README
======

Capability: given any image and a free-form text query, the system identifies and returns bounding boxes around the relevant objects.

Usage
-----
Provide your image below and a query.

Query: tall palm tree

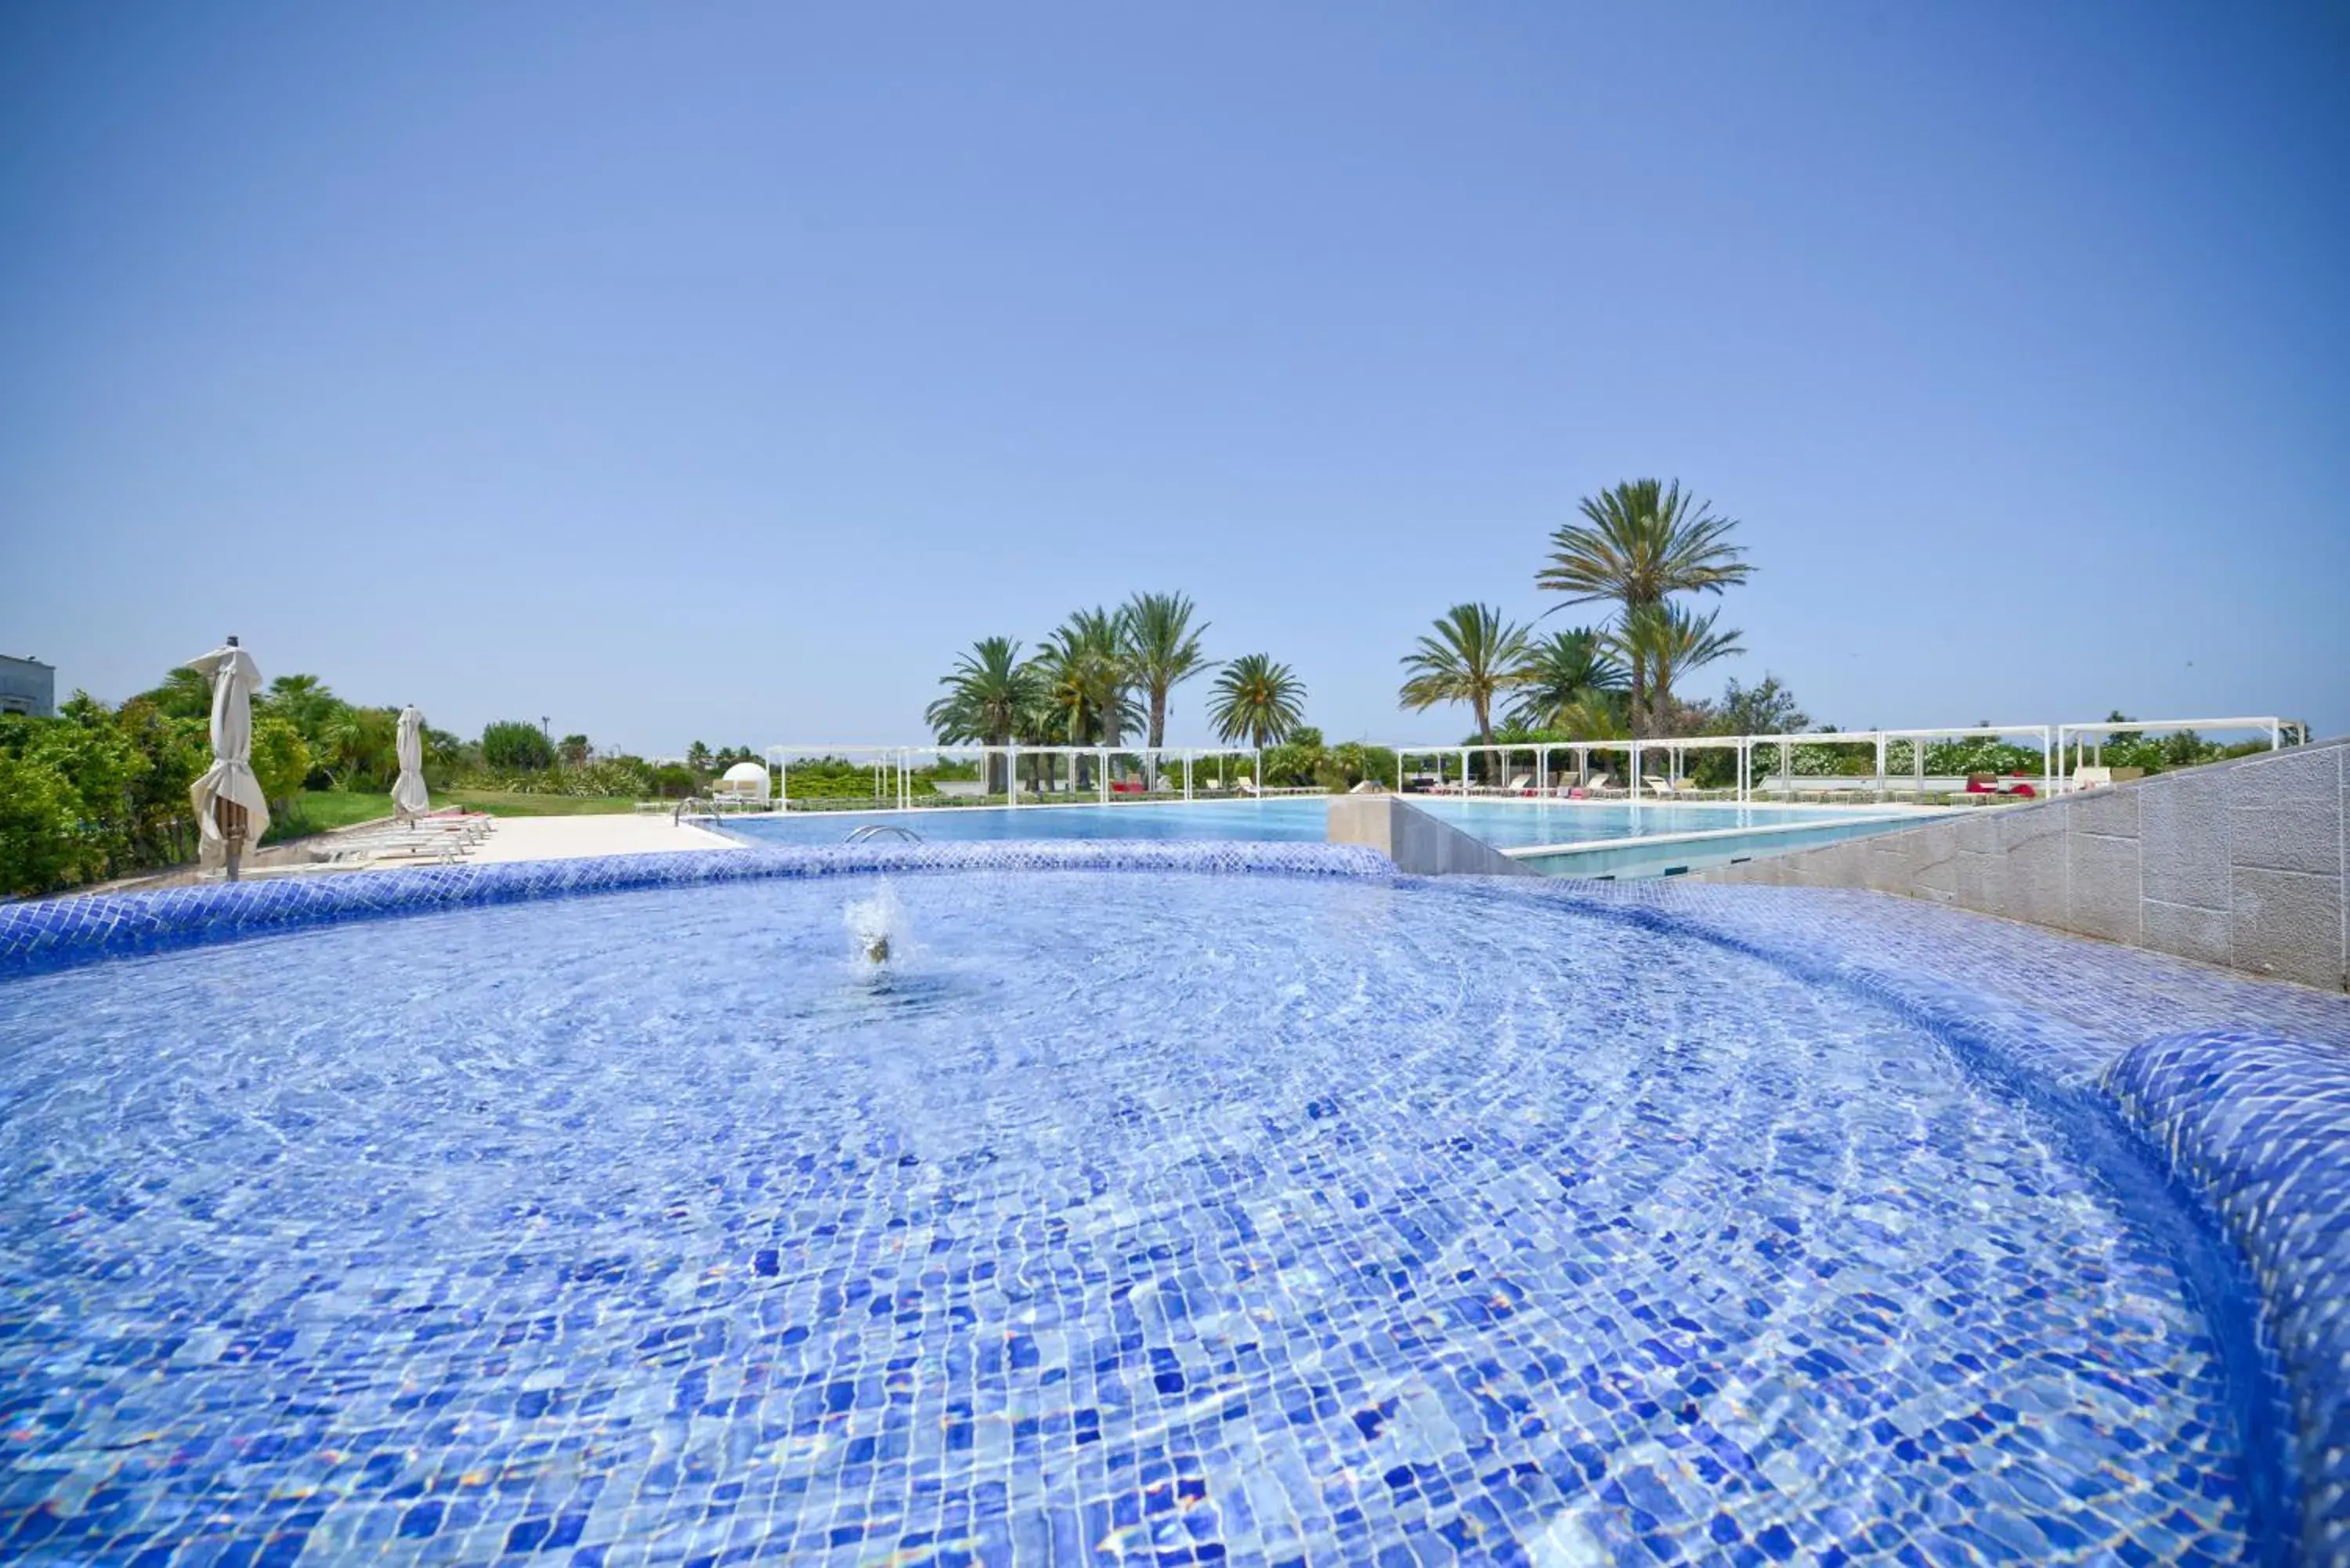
[1610,602,1744,734]
[1397,603,1531,753]
[924,637,1039,793]
[1506,627,1627,733]
[1123,591,1211,753]
[1033,607,1134,748]
[1208,654,1306,749]
[1537,479,1752,735]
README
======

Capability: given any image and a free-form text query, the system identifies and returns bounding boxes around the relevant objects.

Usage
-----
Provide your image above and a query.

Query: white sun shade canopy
[392,705,431,819]
[186,643,269,861]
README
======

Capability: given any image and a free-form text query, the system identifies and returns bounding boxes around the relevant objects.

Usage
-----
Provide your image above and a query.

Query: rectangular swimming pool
[715,796,1936,871]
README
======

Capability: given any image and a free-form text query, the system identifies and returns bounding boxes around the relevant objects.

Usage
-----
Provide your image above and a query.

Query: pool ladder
[844,824,923,844]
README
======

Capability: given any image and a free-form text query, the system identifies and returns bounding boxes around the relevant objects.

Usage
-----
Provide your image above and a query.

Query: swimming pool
[3,847,2328,1564]
[720,797,1922,861]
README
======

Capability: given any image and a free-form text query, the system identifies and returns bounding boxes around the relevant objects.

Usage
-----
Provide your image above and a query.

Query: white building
[0,655,54,717]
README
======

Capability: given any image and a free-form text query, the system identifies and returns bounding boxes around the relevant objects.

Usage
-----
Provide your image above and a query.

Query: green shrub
[0,753,78,897]
[480,721,555,772]
[251,715,313,808]
[449,757,653,798]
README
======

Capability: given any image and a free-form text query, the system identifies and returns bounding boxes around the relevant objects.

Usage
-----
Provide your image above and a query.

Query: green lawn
[268,788,642,842]
[442,790,642,817]
[266,791,396,841]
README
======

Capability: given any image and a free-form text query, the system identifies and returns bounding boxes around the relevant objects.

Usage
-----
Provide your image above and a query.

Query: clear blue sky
[5,2,2345,753]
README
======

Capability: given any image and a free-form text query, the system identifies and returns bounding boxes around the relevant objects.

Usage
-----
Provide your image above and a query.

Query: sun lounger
[1470,774,1532,797]
[2069,766,2113,792]
[1642,778,1674,797]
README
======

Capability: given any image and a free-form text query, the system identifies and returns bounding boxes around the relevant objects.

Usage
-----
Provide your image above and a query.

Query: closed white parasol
[392,705,431,821]
[186,638,269,878]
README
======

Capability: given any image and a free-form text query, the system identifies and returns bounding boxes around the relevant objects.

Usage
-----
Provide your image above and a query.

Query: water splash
[844,882,909,966]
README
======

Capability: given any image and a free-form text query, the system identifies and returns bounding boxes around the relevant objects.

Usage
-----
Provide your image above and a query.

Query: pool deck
[462,814,740,864]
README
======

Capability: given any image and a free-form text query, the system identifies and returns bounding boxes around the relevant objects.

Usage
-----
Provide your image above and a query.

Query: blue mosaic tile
[2,851,2345,1561]
[2105,1030,2350,1566]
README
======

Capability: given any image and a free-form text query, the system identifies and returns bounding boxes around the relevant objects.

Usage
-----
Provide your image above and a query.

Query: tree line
[0,665,768,897]
[1397,479,1758,753]
[925,593,1308,792]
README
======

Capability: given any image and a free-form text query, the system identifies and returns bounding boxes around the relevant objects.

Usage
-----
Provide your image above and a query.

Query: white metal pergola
[1379,725,2077,803]
[1747,726,2056,799]
[757,716,2305,815]
[763,745,909,811]
[762,744,1263,810]
[2053,716,2306,781]
[1383,739,1752,798]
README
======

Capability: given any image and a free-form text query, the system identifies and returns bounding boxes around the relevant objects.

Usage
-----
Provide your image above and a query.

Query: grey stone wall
[1698,739,2348,991]
[1328,796,1535,877]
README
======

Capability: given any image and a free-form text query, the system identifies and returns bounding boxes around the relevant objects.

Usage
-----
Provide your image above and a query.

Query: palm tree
[1537,479,1752,735]
[1123,591,1211,754]
[1549,692,1629,742]
[1506,627,1627,733]
[1610,602,1744,734]
[924,637,1039,793]
[315,705,398,791]
[134,665,219,721]
[256,673,343,745]
[1209,654,1306,749]
[1027,610,1141,787]
[1397,603,1532,753]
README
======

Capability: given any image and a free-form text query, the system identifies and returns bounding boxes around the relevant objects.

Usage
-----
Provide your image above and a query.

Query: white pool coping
[1500,809,1952,860]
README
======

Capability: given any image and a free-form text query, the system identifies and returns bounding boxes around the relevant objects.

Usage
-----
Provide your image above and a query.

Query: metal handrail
[672,796,715,826]
[844,823,922,844]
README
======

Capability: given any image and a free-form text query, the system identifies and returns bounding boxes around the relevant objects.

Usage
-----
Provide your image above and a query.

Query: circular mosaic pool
[0,868,2287,1563]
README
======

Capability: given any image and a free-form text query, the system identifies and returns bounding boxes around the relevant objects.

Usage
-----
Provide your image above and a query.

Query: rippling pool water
[0,872,2275,1563]
[721,797,1904,854]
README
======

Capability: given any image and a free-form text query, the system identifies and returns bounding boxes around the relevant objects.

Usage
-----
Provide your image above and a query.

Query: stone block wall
[1327,795,1535,877]
[1699,739,2348,991]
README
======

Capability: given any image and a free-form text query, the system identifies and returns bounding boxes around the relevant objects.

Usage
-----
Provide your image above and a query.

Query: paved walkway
[461,814,740,864]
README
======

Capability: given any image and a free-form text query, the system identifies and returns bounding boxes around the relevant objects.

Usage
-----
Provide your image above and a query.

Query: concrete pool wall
[1697,736,2350,992]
